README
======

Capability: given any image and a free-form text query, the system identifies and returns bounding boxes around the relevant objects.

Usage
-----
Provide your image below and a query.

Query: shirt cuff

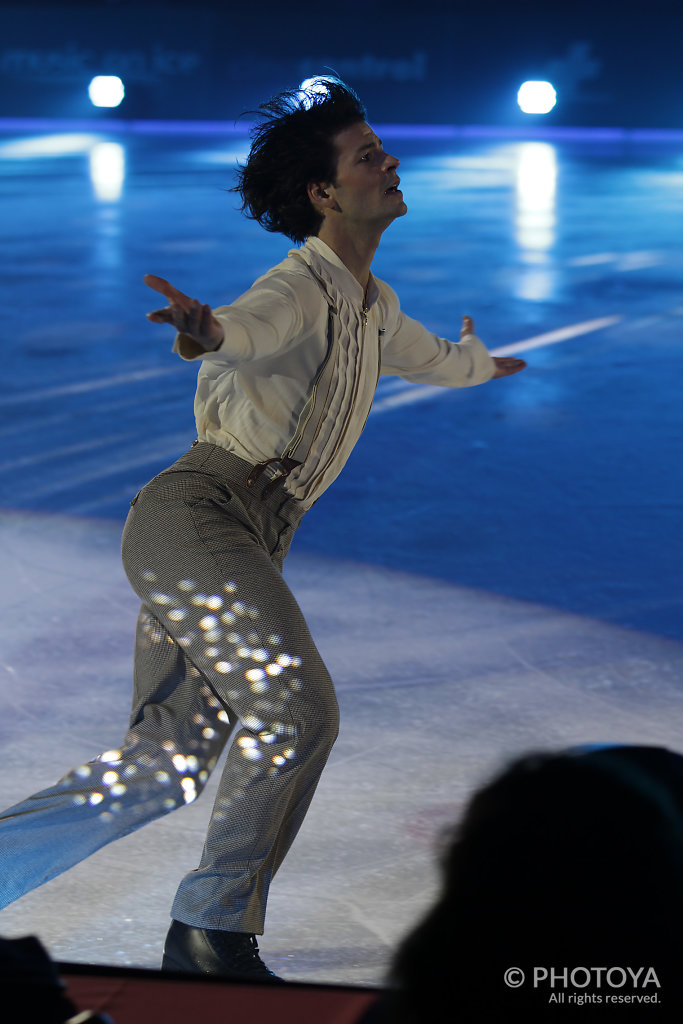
[172,333,225,362]
[459,332,497,384]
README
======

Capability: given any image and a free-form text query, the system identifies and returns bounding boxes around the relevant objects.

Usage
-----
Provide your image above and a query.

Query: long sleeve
[380,310,495,388]
[172,277,305,365]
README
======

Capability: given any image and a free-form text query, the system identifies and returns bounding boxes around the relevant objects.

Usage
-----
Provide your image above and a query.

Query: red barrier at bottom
[60,961,381,1024]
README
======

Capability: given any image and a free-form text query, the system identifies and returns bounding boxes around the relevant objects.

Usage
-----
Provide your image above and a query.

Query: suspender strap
[244,253,338,500]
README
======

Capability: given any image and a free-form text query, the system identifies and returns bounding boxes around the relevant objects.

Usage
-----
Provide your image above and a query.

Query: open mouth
[384,183,401,195]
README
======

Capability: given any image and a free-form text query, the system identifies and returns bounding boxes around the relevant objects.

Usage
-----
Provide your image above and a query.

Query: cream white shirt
[174,236,495,508]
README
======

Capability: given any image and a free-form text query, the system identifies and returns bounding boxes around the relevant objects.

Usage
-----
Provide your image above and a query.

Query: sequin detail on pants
[0,444,339,933]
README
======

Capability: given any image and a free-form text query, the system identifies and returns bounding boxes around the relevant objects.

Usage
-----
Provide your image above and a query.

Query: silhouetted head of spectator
[232,77,366,243]
[386,745,683,1021]
[0,934,78,1023]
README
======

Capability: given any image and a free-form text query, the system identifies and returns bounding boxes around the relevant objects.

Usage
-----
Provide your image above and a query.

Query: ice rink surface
[0,124,681,984]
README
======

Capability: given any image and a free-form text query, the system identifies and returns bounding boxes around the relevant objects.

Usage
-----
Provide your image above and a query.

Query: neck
[315,222,383,291]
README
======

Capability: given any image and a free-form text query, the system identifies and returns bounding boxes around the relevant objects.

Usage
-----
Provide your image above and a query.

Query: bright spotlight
[297,76,336,109]
[88,76,125,109]
[517,81,557,115]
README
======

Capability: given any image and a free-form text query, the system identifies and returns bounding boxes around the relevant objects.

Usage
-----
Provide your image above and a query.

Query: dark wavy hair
[232,78,366,244]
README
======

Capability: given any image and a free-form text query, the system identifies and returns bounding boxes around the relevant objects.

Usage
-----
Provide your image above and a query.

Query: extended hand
[144,274,225,351]
[492,356,527,378]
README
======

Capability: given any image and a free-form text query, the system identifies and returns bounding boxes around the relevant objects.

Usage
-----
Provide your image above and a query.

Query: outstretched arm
[381,305,526,387]
[144,274,225,352]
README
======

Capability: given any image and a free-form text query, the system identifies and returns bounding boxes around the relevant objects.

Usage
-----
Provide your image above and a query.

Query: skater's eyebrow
[354,136,383,156]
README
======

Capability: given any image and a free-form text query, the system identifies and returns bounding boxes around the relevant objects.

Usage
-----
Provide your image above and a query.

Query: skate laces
[211,931,276,976]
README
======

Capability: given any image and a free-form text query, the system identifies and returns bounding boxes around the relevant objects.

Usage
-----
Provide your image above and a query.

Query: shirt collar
[297,236,380,310]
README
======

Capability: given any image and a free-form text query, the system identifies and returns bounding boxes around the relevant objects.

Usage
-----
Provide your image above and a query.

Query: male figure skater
[0,80,525,979]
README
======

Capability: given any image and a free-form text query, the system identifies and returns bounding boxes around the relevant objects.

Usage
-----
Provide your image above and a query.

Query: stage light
[517,81,557,115]
[298,76,336,108]
[88,76,125,109]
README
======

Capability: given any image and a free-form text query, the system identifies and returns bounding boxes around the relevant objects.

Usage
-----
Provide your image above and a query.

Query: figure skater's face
[310,121,407,230]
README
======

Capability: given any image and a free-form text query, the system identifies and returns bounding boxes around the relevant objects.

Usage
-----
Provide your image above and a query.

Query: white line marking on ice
[12,436,191,501]
[489,315,623,356]
[567,251,663,271]
[567,253,617,267]
[0,433,135,474]
[617,251,663,271]
[0,366,186,408]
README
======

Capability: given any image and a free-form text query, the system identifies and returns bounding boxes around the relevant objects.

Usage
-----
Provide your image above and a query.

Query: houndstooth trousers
[0,442,340,933]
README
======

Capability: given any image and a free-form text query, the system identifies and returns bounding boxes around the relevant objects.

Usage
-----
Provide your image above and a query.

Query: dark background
[1,0,682,128]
